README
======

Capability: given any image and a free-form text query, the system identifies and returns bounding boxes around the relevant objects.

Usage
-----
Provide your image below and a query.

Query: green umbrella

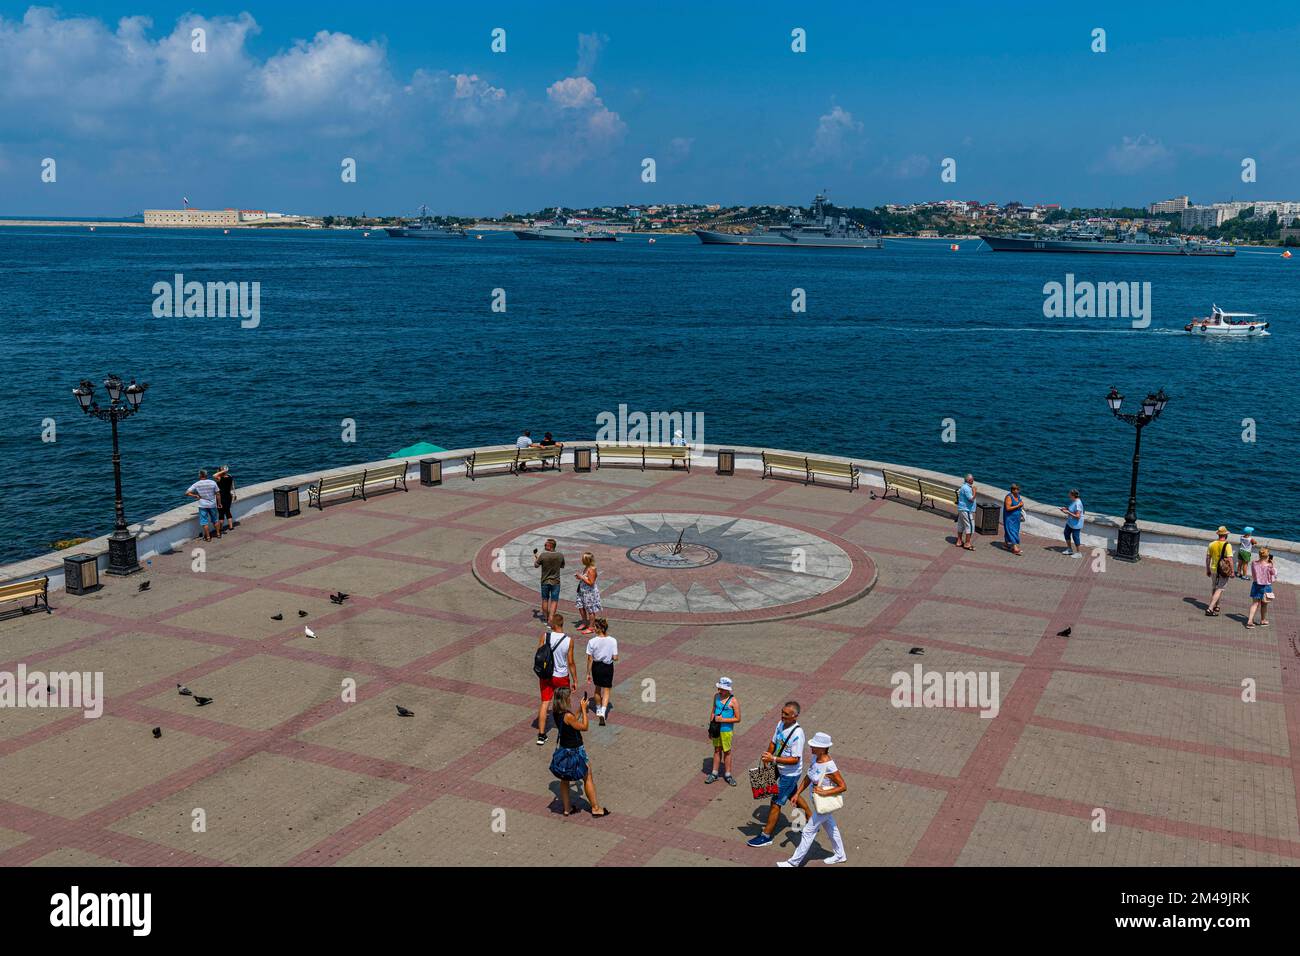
[389,441,446,459]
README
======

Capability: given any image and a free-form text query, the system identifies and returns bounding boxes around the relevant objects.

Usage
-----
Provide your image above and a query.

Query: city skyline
[2,1,1299,216]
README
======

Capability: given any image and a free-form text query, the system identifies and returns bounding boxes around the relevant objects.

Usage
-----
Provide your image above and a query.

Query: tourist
[535,613,575,746]
[214,465,236,534]
[1060,489,1084,557]
[538,431,563,468]
[1205,526,1234,617]
[955,474,977,551]
[575,551,602,634]
[1236,527,1257,579]
[185,469,222,542]
[670,429,687,447]
[1246,546,1276,629]
[706,677,741,786]
[534,538,565,622]
[1003,483,1025,556]
[746,701,809,847]
[515,429,533,470]
[547,686,610,818]
[777,732,847,867]
[584,617,618,725]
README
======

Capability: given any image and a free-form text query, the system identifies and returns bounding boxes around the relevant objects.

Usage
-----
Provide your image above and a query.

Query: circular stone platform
[472,512,877,624]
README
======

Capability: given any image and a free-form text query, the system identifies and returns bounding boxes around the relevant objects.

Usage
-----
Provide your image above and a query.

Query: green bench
[762,451,859,491]
[0,576,51,616]
[308,463,409,509]
[595,444,690,471]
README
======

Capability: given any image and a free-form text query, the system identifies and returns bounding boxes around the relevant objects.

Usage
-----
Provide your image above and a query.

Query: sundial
[474,512,876,624]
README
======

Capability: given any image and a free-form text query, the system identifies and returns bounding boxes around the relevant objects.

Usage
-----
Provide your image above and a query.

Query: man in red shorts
[536,613,576,746]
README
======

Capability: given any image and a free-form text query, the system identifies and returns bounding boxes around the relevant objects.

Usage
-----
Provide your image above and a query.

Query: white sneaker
[776,860,796,868]
[1070,552,1082,559]
[596,706,606,718]
[823,855,847,865]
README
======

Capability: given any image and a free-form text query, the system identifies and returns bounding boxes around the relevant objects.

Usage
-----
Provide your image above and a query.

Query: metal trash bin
[716,449,735,475]
[573,447,593,472]
[64,553,102,595]
[420,458,442,486]
[273,485,301,517]
[976,502,1001,535]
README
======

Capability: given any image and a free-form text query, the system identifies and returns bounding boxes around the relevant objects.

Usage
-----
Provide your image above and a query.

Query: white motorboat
[1184,305,1270,336]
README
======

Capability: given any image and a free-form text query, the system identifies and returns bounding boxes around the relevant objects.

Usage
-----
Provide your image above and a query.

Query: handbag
[747,762,779,800]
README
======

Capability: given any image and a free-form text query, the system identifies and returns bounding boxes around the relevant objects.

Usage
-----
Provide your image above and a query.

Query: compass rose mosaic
[473,512,877,624]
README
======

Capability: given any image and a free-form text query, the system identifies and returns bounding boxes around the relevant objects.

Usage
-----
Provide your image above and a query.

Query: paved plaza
[0,465,1297,867]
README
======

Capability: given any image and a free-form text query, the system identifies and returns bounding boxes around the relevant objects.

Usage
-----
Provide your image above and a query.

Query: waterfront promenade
[0,456,1296,866]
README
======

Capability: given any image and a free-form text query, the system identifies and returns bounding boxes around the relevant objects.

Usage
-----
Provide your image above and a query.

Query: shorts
[1212,574,1231,591]
[773,773,801,807]
[1238,552,1252,565]
[957,511,975,535]
[591,660,614,689]
[540,583,560,603]
[1064,526,1081,547]
[710,730,734,753]
[198,507,218,526]
[538,675,570,702]
[1250,582,1273,601]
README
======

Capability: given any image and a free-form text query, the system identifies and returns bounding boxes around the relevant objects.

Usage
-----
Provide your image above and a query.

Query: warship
[512,217,618,241]
[694,193,884,248]
[981,227,1234,256]
[384,205,467,239]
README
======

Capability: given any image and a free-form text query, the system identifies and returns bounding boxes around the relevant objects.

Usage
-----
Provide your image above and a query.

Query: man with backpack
[1205,525,1235,617]
[535,613,576,746]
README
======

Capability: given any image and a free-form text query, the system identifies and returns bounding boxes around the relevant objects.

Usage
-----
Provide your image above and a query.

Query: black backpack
[533,631,564,680]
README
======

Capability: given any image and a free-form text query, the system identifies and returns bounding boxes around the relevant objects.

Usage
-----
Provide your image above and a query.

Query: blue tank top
[713,694,736,729]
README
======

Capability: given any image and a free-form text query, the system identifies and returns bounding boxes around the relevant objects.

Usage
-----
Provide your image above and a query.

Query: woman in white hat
[778,731,847,866]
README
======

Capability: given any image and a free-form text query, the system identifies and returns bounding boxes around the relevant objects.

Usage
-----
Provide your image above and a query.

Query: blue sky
[1,1,1297,216]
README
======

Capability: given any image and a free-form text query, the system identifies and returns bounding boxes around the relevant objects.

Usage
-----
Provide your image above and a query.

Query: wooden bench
[882,468,960,512]
[595,444,689,471]
[308,464,408,509]
[464,448,521,479]
[919,478,960,514]
[762,452,859,491]
[0,577,50,616]
[516,445,564,471]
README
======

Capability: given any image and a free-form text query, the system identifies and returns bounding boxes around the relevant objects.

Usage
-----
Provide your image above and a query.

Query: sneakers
[747,834,774,848]
[704,773,718,784]
[724,775,738,787]
[823,854,847,865]
[776,861,795,867]
[536,733,547,746]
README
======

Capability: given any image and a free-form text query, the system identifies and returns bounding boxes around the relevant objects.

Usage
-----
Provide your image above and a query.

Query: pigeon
[304,626,317,639]
[138,580,151,592]
[271,613,283,621]
[395,705,414,717]
[194,696,214,706]
[152,727,162,739]
[298,610,308,618]
[908,647,924,655]
[177,683,193,697]
[1056,627,1072,638]
[329,591,350,606]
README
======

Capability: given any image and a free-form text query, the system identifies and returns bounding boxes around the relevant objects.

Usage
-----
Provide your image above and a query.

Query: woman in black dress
[548,686,610,818]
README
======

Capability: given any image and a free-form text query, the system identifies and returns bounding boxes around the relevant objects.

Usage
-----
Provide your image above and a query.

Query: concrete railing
[3,441,1295,590]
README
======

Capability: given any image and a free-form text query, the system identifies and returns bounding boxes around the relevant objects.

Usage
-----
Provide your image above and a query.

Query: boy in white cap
[706,677,741,785]
[1236,527,1256,579]
[778,731,847,866]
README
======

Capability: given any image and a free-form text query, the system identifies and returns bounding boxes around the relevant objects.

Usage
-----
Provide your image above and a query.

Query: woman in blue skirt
[549,686,611,818]
[1003,483,1024,556]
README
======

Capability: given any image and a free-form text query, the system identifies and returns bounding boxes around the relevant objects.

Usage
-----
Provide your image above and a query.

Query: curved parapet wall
[3,442,1297,591]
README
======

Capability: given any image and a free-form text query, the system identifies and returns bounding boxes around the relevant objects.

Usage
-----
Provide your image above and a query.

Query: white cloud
[576,32,608,75]
[1097,134,1172,174]
[810,105,864,162]
[546,76,626,143]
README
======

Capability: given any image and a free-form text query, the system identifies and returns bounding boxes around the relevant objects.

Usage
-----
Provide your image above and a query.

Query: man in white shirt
[515,430,533,470]
[185,469,222,542]
[535,613,576,746]
[746,701,809,848]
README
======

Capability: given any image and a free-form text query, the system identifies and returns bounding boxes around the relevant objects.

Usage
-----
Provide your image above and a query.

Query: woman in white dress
[778,731,847,866]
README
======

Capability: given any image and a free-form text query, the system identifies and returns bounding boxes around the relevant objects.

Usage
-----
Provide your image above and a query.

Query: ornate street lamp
[73,375,150,575]
[1105,385,1169,562]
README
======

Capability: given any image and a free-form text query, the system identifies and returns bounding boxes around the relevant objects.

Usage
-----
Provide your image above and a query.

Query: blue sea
[0,226,1295,564]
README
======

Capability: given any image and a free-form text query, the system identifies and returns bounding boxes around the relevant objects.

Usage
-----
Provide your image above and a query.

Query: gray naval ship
[384,205,467,239]
[694,193,884,248]
[512,217,618,241]
[982,226,1234,256]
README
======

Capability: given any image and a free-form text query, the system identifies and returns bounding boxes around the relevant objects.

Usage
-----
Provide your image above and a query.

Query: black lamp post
[1105,385,1169,562]
[74,375,149,575]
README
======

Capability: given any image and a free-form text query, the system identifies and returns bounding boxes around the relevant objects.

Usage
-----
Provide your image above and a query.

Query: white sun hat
[809,732,833,749]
